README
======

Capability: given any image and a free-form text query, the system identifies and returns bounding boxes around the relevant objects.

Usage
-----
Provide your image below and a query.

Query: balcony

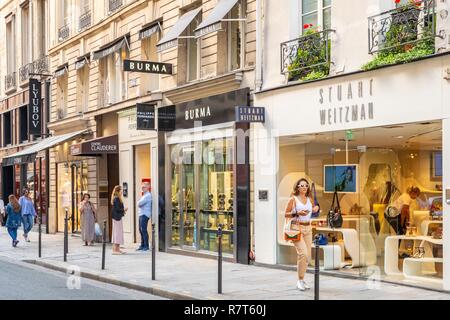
[5,72,17,92]
[281,29,333,81]
[58,24,70,42]
[79,11,92,31]
[109,0,123,13]
[368,0,436,55]
[19,63,33,85]
[33,55,50,75]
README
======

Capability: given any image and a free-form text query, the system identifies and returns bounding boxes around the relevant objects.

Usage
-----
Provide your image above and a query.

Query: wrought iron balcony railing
[58,24,70,42]
[368,0,436,54]
[109,0,123,13]
[79,11,92,31]
[33,55,50,75]
[5,72,16,92]
[19,63,33,84]
[280,29,333,77]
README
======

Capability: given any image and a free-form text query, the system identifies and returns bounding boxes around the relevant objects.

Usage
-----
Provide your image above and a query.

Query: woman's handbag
[284,218,301,242]
[327,191,343,229]
[311,182,321,218]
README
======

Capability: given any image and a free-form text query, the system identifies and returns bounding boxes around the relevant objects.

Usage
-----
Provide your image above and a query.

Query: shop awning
[70,135,119,156]
[75,55,90,70]
[194,0,240,37]
[2,130,89,167]
[139,18,162,40]
[157,7,202,52]
[54,63,69,78]
[92,35,130,60]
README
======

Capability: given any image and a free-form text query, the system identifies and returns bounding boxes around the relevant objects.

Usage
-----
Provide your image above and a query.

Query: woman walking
[284,178,320,291]
[111,185,127,255]
[80,193,96,246]
[19,188,37,242]
[6,195,22,247]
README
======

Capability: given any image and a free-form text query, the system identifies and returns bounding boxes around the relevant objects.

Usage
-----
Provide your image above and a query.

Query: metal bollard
[314,234,320,301]
[64,209,69,262]
[152,223,156,281]
[38,215,42,258]
[102,220,107,270]
[218,225,223,294]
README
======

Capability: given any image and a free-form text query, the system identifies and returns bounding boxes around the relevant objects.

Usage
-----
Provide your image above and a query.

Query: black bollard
[314,234,320,301]
[38,215,42,258]
[218,225,223,294]
[64,209,68,262]
[102,220,107,270]
[152,223,156,281]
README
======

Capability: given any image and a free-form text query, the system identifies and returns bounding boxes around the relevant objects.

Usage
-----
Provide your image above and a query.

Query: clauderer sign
[29,78,42,136]
[124,59,173,75]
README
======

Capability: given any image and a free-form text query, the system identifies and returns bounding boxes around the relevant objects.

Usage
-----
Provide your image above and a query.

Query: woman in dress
[79,193,96,246]
[111,185,127,255]
[6,195,22,247]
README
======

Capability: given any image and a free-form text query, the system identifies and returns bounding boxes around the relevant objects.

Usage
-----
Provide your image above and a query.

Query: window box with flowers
[281,24,333,82]
[363,0,436,71]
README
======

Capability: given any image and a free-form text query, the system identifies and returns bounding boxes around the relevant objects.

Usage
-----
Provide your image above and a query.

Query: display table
[314,227,376,268]
[403,257,443,284]
[384,235,443,278]
[310,244,342,270]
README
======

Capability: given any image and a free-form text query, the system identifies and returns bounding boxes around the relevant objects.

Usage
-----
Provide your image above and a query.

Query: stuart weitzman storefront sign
[319,79,374,126]
[124,59,173,75]
[29,78,42,136]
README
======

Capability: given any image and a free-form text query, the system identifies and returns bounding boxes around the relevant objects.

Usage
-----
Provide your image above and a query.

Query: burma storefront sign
[136,103,156,130]
[124,60,173,75]
[235,106,265,123]
[70,135,119,156]
[29,78,42,136]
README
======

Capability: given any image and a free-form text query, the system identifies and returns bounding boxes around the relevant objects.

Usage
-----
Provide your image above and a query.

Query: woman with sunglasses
[285,178,320,291]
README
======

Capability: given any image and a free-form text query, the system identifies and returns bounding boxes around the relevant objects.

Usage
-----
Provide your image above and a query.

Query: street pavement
[0,227,449,300]
[0,257,166,300]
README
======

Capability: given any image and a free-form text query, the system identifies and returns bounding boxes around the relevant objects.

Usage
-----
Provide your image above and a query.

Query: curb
[24,259,199,300]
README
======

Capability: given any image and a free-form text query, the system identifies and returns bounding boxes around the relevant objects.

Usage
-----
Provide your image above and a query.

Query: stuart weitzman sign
[124,59,173,75]
[29,78,42,136]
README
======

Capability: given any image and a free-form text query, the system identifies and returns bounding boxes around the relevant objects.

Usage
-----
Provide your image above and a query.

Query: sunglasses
[298,184,309,188]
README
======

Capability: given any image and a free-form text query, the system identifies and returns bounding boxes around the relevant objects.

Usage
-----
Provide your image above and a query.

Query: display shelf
[200,227,234,234]
[200,210,234,215]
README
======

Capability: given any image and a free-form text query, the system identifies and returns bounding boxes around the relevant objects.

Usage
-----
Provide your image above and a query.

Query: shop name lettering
[30,82,41,128]
[185,106,211,121]
[319,80,374,125]
[90,142,117,152]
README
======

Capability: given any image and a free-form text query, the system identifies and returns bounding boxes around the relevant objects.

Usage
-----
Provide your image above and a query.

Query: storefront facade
[254,56,450,289]
[159,88,252,264]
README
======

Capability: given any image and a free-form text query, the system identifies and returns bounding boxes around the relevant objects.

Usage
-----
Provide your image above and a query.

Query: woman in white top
[285,178,320,291]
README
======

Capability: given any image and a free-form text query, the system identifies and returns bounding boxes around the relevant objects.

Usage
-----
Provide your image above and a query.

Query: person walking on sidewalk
[79,193,97,246]
[136,182,152,252]
[0,199,5,227]
[19,188,37,242]
[6,195,22,247]
[111,185,127,255]
[284,178,319,291]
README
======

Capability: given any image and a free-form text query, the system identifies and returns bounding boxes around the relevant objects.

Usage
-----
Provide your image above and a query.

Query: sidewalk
[0,228,449,300]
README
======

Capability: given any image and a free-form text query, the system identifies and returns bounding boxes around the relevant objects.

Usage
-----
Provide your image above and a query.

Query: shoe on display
[296,280,306,291]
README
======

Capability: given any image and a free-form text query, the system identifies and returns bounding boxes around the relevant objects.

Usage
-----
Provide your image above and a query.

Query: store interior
[277,120,443,289]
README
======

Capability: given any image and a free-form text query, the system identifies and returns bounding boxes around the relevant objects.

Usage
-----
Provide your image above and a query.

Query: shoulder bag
[284,198,301,242]
[327,191,343,229]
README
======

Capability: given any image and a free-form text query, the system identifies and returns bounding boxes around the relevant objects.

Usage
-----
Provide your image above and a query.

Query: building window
[186,18,200,82]
[227,1,244,71]
[301,0,331,32]
[58,0,71,41]
[19,105,28,143]
[21,4,30,67]
[6,15,16,75]
[3,112,12,147]
[99,47,129,106]
[141,29,160,94]
[76,64,90,113]
[56,74,68,119]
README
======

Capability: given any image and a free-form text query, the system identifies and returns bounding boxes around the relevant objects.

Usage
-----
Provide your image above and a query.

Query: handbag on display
[384,206,400,218]
[327,191,343,229]
[284,199,301,242]
[311,182,321,218]
[315,233,328,246]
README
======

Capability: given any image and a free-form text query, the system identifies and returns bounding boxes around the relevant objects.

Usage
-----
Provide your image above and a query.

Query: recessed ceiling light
[394,136,404,139]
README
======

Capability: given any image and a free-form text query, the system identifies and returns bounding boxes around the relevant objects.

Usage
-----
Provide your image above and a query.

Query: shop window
[301,0,331,32]
[227,1,244,71]
[3,112,12,147]
[19,105,28,143]
[99,47,129,106]
[277,120,443,286]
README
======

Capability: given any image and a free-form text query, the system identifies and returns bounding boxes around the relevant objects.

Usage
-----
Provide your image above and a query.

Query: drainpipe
[255,0,264,92]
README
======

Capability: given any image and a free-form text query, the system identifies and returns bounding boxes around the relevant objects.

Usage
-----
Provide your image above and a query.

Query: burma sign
[124,59,173,75]
[29,78,42,136]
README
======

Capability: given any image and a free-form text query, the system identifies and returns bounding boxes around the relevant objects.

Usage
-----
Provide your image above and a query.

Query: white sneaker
[296,280,306,291]
[302,280,311,290]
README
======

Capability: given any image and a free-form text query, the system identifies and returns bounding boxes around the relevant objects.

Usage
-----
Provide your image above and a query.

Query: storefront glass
[278,120,443,286]
[57,161,88,233]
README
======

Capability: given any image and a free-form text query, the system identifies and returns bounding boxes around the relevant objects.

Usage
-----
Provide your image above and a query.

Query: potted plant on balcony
[287,25,331,82]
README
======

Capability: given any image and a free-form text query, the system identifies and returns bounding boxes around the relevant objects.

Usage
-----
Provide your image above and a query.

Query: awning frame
[92,34,131,61]
[54,63,69,79]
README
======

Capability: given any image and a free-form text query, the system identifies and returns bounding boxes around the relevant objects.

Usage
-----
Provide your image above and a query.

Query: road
[0,257,167,300]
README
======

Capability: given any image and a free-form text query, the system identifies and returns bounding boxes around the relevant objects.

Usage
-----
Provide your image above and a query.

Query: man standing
[137,182,152,251]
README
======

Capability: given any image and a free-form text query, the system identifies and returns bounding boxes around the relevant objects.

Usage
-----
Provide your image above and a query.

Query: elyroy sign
[29,78,42,136]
